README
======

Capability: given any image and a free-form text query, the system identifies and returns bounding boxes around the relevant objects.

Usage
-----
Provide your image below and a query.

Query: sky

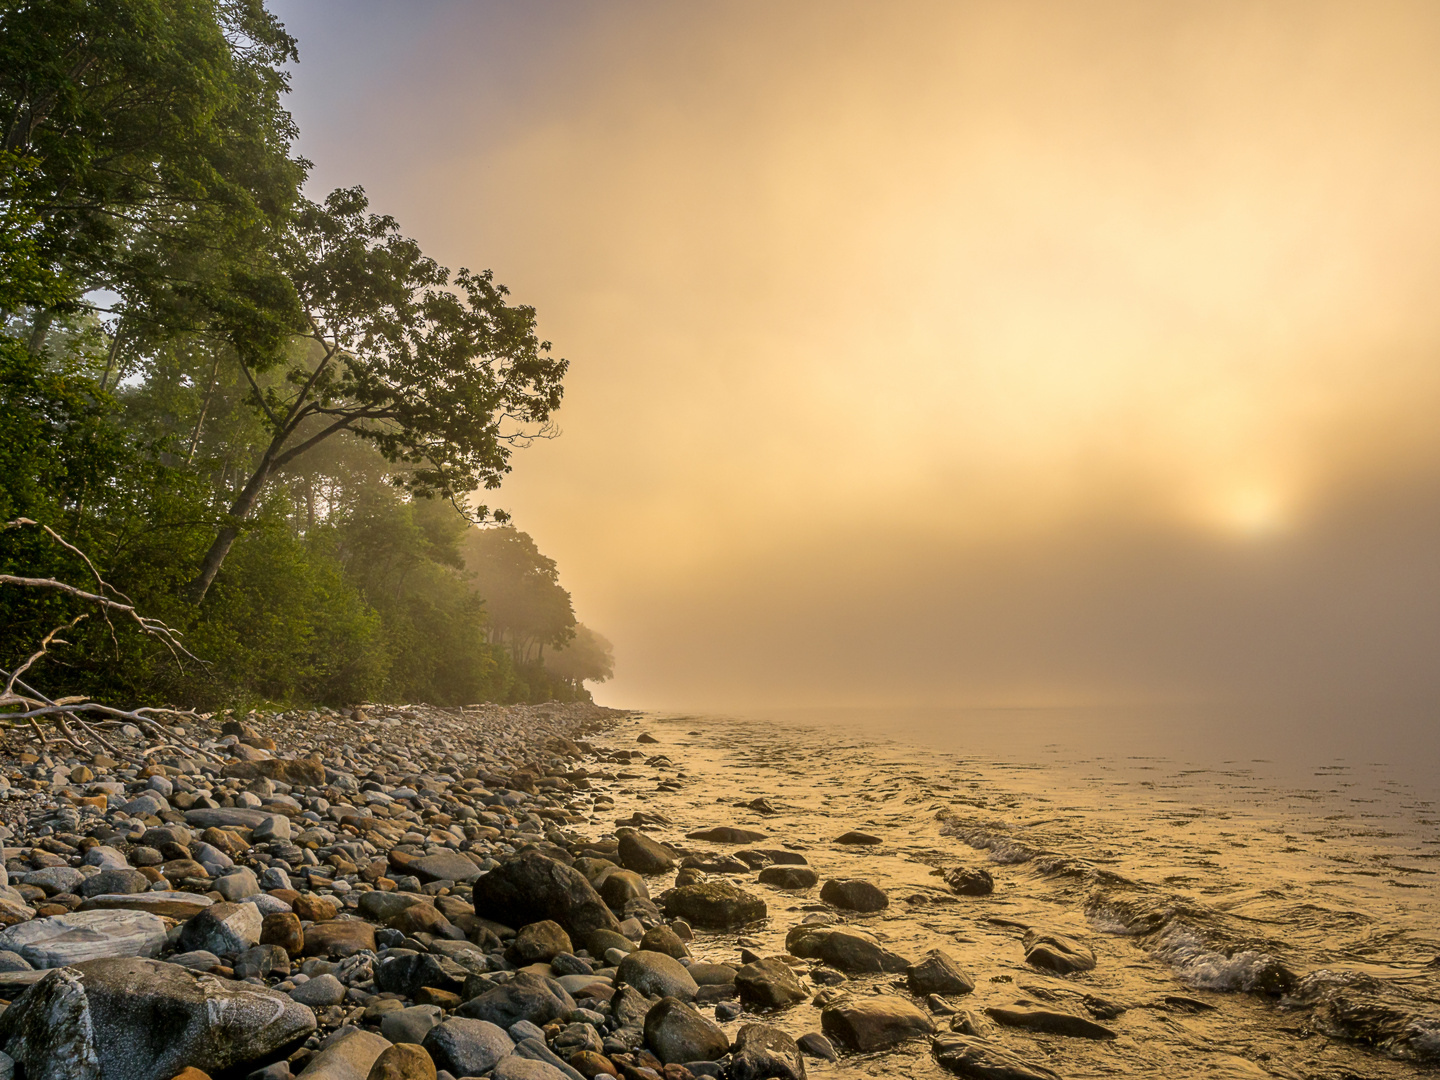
[271,1,1440,714]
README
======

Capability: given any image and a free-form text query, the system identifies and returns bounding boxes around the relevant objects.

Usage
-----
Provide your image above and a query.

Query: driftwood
[0,518,207,761]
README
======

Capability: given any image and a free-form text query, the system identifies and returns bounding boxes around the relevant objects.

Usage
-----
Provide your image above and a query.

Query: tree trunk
[184,446,279,604]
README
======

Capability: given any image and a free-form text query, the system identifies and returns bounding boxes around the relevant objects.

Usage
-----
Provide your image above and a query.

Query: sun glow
[1213,485,1289,538]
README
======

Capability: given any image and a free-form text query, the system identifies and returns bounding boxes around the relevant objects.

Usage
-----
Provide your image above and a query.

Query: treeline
[0,0,612,709]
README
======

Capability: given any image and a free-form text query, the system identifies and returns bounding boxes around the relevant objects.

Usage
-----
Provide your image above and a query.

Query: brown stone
[413,987,461,1009]
[201,828,250,858]
[261,911,305,955]
[220,755,327,787]
[570,1052,620,1078]
[301,918,377,958]
[391,903,452,938]
[168,1069,212,1080]
[367,1043,437,1080]
[293,894,339,922]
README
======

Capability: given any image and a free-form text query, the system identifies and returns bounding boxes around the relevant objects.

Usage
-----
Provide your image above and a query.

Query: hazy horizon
[273,1,1440,716]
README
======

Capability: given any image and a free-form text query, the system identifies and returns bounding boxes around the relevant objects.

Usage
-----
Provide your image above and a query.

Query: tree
[462,525,577,663]
[185,187,567,602]
[545,623,614,689]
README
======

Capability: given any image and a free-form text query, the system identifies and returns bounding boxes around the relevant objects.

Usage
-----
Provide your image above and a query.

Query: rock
[293,895,339,922]
[184,807,283,831]
[729,1023,805,1080]
[734,958,807,1010]
[290,973,348,1007]
[616,950,699,1001]
[686,962,736,986]
[493,1058,570,1080]
[301,920,377,959]
[81,846,127,870]
[78,868,150,898]
[0,956,315,1080]
[685,827,767,844]
[638,925,688,959]
[661,882,765,929]
[473,853,621,942]
[22,867,84,896]
[1022,931,1096,975]
[818,879,888,913]
[586,929,635,957]
[374,953,467,998]
[357,892,432,925]
[756,867,817,890]
[296,1027,390,1079]
[381,1005,444,1045]
[261,911,305,955]
[568,1050,618,1078]
[599,871,649,910]
[511,1035,587,1080]
[931,1034,1062,1080]
[0,909,168,968]
[819,995,936,1051]
[455,971,575,1028]
[178,902,263,957]
[421,1018,514,1077]
[219,756,326,788]
[944,868,994,897]
[408,852,482,885]
[390,904,452,938]
[214,867,261,902]
[617,832,677,874]
[78,892,213,919]
[983,1003,1116,1039]
[795,1033,836,1061]
[508,920,573,964]
[234,944,290,980]
[907,950,976,996]
[784,926,909,973]
[642,997,729,1064]
[366,1043,436,1080]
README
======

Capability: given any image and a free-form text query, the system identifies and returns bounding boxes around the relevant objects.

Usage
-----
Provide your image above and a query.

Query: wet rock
[983,1003,1116,1039]
[931,1034,1062,1080]
[421,1017,514,1077]
[508,920,573,964]
[473,853,621,942]
[756,867,817,890]
[944,868,994,897]
[784,926,909,973]
[795,1033,836,1062]
[297,1027,390,1079]
[569,1050,619,1078]
[0,909,168,968]
[832,831,880,845]
[179,902,263,957]
[366,1042,437,1080]
[818,879,888,913]
[729,1023,805,1080]
[1022,931,1096,975]
[643,997,729,1064]
[618,832,677,875]
[375,953,468,998]
[639,925,689,959]
[685,827,767,844]
[617,950,699,1000]
[0,956,315,1080]
[301,919,377,959]
[456,971,576,1027]
[261,911,305,955]
[907,950,976,996]
[734,958,807,1010]
[819,995,936,1051]
[661,882,766,929]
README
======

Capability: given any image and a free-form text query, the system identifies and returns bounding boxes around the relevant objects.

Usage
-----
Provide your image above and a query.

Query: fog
[273,1,1440,717]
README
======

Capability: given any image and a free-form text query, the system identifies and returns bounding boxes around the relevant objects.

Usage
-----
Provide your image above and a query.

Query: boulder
[599,871,649,910]
[685,827,767,844]
[421,1017,514,1077]
[380,1005,444,1045]
[734,958,807,1010]
[408,852,482,885]
[493,1058,570,1080]
[729,1023,806,1080]
[0,910,168,968]
[455,972,575,1028]
[1022,931,1096,975]
[642,997,729,1064]
[784,926,909,973]
[944,868,994,897]
[907,950,976,996]
[0,956,315,1080]
[472,854,621,942]
[617,831,677,874]
[290,973,347,1007]
[757,867,817,890]
[301,919,377,959]
[177,903,262,957]
[366,1042,437,1080]
[295,1027,390,1079]
[931,1034,1062,1080]
[833,831,881,845]
[507,920,572,964]
[357,892,433,926]
[795,1033,836,1061]
[661,882,766,929]
[818,879,888,913]
[820,995,935,1051]
[78,869,150,898]
[638,925,689,959]
[261,912,305,955]
[78,893,212,920]
[219,756,327,787]
[374,953,468,998]
[616,950,698,1001]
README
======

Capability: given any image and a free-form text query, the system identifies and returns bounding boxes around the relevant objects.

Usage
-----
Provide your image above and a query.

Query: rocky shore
[0,700,1407,1080]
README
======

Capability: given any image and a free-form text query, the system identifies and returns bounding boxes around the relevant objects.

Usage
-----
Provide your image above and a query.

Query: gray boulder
[380,1004,444,1044]
[294,1026,389,1079]
[472,853,621,942]
[507,920,572,964]
[455,971,575,1028]
[422,1017,514,1076]
[409,851,482,884]
[289,973,347,1007]
[617,830,677,874]
[374,952,468,998]
[78,869,150,899]
[730,1023,806,1080]
[661,882,766,929]
[616,950,699,1001]
[214,867,260,902]
[643,997,729,1064]
[820,995,936,1051]
[734,958,807,1010]
[177,902,262,957]
[0,910,167,969]
[0,956,315,1080]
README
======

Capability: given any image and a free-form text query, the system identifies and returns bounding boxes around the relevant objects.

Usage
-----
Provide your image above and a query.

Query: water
[592,708,1440,1078]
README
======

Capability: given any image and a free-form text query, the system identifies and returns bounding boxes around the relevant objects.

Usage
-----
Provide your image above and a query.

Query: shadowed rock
[473,853,621,942]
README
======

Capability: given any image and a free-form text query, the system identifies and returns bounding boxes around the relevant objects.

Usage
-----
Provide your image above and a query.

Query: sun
[1213,485,1287,538]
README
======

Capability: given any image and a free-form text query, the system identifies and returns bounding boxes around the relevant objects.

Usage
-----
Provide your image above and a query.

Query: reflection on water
[594,707,1440,1078]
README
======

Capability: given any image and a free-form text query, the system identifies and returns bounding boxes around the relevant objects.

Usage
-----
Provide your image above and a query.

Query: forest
[0,0,613,710]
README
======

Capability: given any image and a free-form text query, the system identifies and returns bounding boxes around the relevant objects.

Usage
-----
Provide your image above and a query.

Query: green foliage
[461,526,577,663]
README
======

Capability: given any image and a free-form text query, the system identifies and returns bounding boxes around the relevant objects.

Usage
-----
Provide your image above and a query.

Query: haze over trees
[0,0,608,709]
